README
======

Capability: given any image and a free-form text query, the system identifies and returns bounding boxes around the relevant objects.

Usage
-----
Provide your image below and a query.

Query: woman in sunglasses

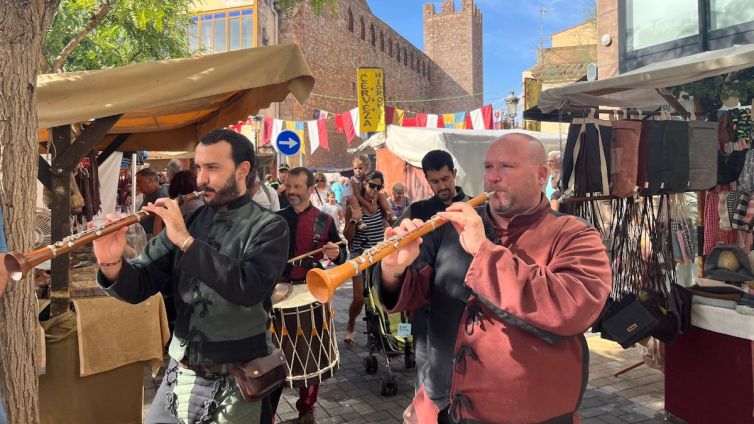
[343,170,389,344]
[310,171,331,209]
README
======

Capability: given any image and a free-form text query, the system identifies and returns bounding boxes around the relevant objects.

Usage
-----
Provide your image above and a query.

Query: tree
[43,0,193,72]
[0,2,61,422]
[0,1,332,422]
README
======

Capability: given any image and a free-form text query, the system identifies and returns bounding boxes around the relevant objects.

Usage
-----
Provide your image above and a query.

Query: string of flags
[228,104,501,155]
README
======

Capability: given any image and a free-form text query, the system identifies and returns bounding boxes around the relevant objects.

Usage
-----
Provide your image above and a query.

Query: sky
[368,0,597,109]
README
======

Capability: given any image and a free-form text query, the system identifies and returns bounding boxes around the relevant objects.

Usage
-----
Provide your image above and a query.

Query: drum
[271,284,339,388]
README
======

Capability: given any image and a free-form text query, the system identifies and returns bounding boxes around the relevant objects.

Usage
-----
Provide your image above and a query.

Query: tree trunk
[0,1,61,423]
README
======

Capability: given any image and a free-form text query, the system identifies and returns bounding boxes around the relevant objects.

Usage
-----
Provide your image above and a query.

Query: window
[709,0,754,31]
[396,45,401,62]
[620,0,754,72]
[360,17,365,40]
[403,47,408,66]
[370,23,376,46]
[625,0,698,52]
[190,8,255,54]
[380,32,385,52]
[347,8,354,32]
[389,39,393,57]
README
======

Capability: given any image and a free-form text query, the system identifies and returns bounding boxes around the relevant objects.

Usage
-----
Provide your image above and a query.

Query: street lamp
[504,91,520,129]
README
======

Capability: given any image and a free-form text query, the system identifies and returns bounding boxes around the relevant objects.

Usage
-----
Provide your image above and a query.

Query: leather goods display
[561,117,613,196]
[687,121,719,191]
[601,294,659,349]
[643,120,689,195]
[231,349,287,402]
[609,120,642,197]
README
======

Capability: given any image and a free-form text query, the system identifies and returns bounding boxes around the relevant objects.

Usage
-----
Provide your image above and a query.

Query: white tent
[538,44,754,112]
[351,125,565,197]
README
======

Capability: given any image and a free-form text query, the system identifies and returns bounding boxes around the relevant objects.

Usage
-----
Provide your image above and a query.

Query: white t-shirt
[252,183,280,211]
[319,203,342,232]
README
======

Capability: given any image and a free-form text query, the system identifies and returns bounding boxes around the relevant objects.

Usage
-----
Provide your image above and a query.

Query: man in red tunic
[378,133,612,423]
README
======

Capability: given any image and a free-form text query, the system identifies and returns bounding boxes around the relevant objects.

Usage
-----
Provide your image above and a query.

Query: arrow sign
[276,130,301,156]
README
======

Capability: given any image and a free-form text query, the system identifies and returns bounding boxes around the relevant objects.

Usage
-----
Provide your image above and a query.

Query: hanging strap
[566,112,612,196]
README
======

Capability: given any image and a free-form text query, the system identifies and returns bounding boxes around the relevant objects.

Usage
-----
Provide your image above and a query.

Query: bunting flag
[239,119,256,147]
[442,113,455,129]
[481,104,493,129]
[306,120,320,154]
[454,112,467,129]
[470,108,485,130]
[427,114,439,128]
[392,108,405,126]
[464,113,472,130]
[334,113,345,133]
[385,106,395,126]
[317,118,329,150]
[270,119,283,152]
[350,108,368,140]
[262,116,274,145]
[417,113,428,127]
[493,109,503,129]
[294,121,306,154]
[341,111,357,145]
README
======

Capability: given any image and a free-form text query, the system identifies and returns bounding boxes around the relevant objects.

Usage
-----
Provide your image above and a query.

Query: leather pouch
[230,349,286,402]
[602,294,659,349]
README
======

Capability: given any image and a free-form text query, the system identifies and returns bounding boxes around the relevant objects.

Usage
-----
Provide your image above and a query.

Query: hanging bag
[561,114,613,197]
[609,119,642,197]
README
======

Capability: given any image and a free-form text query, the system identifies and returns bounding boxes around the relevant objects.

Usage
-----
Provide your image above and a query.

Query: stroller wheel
[363,356,378,374]
[380,375,398,396]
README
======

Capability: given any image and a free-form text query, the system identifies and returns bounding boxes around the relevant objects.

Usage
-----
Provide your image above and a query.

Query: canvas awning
[538,43,754,112]
[36,44,314,151]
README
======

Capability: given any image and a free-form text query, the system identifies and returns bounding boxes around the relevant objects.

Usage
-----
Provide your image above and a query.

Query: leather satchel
[601,294,659,349]
[230,349,287,402]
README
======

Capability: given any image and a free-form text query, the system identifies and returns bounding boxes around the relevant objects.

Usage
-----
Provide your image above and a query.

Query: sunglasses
[316,179,325,182]
[368,182,384,190]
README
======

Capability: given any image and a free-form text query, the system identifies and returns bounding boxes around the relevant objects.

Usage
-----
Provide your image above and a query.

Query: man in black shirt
[276,163,292,209]
[397,150,471,391]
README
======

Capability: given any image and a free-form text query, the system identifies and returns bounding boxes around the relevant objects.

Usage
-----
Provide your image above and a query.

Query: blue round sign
[276,130,301,156]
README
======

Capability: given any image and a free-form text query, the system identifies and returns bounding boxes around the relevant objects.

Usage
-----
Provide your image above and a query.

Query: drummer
[270,167,346,424]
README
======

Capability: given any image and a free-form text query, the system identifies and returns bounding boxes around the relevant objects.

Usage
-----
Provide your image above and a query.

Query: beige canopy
[36,44,314,151]
[538,44,754,112]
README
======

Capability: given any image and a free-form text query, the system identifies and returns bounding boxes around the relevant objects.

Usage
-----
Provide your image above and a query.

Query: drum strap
[310,211,330,255]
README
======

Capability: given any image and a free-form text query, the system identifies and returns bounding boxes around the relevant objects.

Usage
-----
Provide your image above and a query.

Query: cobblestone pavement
[144,280,669,423]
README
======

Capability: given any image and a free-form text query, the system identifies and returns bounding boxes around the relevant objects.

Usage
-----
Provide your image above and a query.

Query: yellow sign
[357,68,385,132]
[524,78,542,110]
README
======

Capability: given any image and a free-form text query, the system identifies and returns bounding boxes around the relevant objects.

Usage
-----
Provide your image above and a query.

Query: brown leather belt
[177,359,234,375]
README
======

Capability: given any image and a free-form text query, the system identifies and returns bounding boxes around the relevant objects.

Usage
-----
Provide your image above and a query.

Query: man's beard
[287,193,305,206]
[200,175,240,206]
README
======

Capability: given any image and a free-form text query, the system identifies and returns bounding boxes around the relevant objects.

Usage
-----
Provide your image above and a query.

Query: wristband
[99,258,122,268]
[350,218,358,224]
[180,236,195,252]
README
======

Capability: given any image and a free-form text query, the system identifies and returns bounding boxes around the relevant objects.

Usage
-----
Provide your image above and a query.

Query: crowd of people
[79,127,609,424]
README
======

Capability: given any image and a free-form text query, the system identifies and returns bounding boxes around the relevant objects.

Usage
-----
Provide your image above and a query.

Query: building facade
[522,20,598,134]
[190,0,484,170]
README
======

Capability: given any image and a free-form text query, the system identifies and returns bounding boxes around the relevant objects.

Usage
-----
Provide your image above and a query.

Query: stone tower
[423,0,483,111]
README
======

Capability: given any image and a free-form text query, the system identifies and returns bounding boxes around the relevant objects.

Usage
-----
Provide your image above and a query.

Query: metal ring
[46,245,58,258]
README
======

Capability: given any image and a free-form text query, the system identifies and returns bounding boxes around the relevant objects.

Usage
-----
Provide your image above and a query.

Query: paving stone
[143,278,668,424]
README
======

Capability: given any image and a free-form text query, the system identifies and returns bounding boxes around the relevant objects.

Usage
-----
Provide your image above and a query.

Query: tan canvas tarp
[538,44,754,112]
[36,44,314,151]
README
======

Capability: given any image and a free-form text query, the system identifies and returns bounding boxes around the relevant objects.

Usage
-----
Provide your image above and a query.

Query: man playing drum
[270,167,347,424]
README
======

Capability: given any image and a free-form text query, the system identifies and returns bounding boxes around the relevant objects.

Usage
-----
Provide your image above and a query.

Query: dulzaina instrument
[306,191,494,303]
[4,191,204,281]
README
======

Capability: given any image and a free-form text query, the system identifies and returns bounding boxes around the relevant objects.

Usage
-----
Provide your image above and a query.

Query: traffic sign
[276,130,301,156]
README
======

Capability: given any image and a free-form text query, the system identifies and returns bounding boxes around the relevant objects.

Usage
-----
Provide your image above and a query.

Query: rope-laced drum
[270,284,339,387]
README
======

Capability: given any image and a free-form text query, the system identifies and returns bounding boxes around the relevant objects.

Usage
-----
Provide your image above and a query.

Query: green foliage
[276,0,337,16]
[44,0,193,72]
[671,68,754,112]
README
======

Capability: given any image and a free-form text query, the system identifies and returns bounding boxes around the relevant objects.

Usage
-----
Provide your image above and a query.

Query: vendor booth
[536,43,754,423]
[28,44,314,423]
[351,125,564,201]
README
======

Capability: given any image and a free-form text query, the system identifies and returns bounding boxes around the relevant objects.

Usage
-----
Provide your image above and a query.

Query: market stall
[26,43,314,423]
[351,125,565,200]
[536,43,754,423]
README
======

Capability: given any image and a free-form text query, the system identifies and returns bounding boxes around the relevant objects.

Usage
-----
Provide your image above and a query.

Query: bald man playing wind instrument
[376,133,612,424]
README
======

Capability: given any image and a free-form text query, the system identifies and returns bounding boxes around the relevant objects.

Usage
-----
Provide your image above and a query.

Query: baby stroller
[361,268,415,396]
